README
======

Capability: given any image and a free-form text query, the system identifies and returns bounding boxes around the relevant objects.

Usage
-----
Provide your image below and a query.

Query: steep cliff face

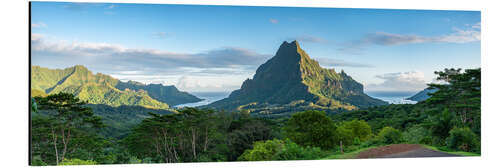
[207,41,387,113]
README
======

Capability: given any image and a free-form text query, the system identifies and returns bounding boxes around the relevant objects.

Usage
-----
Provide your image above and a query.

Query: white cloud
[32,38,126,57]
[363,25,480,46]
[152,32,168,39]
[31,35,270,68]
[176,75,241,92]
[31,35,270,92]
[339,22,481,54]
[316,58,374,68]
[177,76,204,90]
[269,18,279,24]
[31,33,44,41]
[365,71,428,92]
[31,22,47,28]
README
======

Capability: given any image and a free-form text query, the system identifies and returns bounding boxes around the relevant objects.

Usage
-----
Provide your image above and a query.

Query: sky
[30,2,481,93]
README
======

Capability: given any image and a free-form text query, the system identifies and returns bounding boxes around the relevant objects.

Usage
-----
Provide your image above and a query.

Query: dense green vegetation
[284,110,338,149]
[206,41,387,114]
[331,68,481,153]
[31,65,201,109]
[115,80,202,106]
[88,104,174,139]
[31,93,106,166]
[238,139,324,161]
[30,68,480,165]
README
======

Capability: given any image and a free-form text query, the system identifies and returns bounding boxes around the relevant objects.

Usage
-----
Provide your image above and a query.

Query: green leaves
[238,139,324,161]
[446,127,479,152]
[31,92,106,165]
[426,68,481,126]
[59,159,97,165]
[284,110,337,149]
[238,139,284,161]
[376,127,403,145]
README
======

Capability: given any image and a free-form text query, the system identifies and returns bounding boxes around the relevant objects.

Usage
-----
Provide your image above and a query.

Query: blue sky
[31,2,481,93]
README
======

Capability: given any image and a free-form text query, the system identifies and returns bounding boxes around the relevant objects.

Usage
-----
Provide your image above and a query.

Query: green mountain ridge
[115,80,202,106]
[206,41,387,113]
[31,65,201,109]
[406,88,437,102]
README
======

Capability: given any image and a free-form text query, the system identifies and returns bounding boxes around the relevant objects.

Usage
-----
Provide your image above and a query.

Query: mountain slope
[31,65,200,109]
[406,88,437,102]
[115,81,202,106]
[206,41,387,113]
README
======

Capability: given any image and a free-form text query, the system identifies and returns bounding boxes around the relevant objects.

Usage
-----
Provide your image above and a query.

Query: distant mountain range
[31,65,202,109]
[406,88,437,102]
[205,41,387,114]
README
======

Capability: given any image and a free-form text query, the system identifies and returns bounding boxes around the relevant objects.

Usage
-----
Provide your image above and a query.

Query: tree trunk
[51,127,59,165]
[340,140,344,154]
[191,128,197,160]
[60,128,70,162]
[204,126,209,152]
[171,138,179,162]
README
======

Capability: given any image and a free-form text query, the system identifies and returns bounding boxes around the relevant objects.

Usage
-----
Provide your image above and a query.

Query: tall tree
[427,68,481,128]
[33,93,103,165]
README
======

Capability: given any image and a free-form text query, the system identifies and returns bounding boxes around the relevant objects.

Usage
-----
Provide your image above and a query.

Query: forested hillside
[31,65,201,109]
[30,68,480,165]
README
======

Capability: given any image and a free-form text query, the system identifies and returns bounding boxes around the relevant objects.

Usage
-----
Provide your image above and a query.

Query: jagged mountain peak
[274,40,309,62]
[206,41,387,113]
[72,64,88,70]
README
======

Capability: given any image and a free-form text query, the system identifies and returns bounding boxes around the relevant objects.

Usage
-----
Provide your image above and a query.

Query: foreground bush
[284,110,337,149]
[238,139,323,161]
[446,127,479,152]
[402,125,432,144]
[376,127,403,144]
[336,120,373,146]
[58,159,97,165]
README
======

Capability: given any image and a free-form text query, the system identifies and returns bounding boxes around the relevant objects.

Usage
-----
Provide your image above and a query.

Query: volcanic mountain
[206,41,387,113]
[31,65,202,109]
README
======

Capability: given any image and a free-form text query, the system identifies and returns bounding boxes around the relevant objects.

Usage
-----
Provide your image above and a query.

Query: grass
[321,146,379,159]
[422,145,480,156]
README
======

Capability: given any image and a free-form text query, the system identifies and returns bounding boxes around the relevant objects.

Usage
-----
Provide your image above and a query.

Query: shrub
[429,109,457,142]
[58,159,97,165]
[238,139,283,161]
[376,127,403,144]
[276,139,324,160]
[446,127,479,152]
[403,125,431,144]
[284,110,337,149]
[238,139,324,161]
[342,120,372,141]
[336,125,354,146]
[336,120,373,146]
[31,156,48,166]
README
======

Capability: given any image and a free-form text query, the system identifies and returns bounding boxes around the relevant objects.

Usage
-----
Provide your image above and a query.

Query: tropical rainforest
[30,41,480,165]
[30,67,480,165]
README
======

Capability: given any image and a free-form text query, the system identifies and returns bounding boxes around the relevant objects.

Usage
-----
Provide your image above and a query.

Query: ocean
[174,91,418,108]
[174,92,231,108]
[365,91,418,104]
